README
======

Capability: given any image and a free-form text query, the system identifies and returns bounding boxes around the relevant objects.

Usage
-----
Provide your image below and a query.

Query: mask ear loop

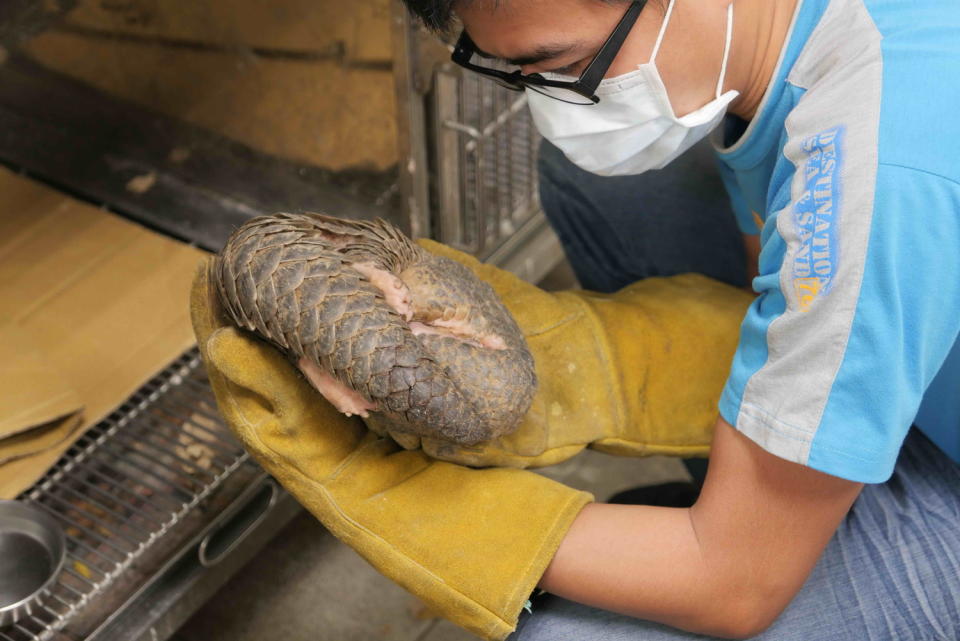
[649,0,735,100]
[715,3,735,99]
[648,0,677,63]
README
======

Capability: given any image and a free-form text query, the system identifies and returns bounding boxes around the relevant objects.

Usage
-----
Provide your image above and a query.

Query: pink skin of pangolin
[297,261,506,417]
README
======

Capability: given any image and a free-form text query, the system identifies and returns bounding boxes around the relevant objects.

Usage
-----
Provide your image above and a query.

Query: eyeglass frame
[450,0,648,105]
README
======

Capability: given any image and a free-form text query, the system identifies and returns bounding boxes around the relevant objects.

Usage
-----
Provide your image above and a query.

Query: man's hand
[538,417,863,638]
[192,256,596,641]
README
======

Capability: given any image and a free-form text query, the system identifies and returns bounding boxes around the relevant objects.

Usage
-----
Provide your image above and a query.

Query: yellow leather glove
[412,239,754,468]
[190,258,593,641]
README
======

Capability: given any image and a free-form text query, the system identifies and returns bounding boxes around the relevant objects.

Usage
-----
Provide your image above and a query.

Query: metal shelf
[8,349,281,641]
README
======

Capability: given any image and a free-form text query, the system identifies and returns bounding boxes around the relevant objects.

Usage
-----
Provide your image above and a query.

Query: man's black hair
[402,0,632,34]
[402,0,459,32]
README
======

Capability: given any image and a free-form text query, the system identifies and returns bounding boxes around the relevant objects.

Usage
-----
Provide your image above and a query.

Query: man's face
[455,0,736,119]
[455,0,662,79]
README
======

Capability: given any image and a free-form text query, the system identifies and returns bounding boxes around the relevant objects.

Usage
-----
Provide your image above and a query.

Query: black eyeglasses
[451,0,647,105]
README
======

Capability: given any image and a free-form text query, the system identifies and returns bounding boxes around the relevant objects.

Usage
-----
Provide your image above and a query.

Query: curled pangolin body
[213,213,536,446]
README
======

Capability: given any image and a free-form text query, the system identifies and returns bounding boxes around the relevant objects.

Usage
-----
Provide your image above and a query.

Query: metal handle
[198,477,278,568]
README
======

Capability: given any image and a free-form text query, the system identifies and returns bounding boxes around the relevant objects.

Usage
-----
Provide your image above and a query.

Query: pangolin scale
[212,213,536,446]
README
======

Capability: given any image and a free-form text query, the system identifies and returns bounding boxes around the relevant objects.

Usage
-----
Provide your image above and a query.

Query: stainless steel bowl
[0,500,66,627]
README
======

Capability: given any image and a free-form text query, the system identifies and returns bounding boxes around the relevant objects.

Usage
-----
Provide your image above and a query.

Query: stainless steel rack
[7,349,282,641]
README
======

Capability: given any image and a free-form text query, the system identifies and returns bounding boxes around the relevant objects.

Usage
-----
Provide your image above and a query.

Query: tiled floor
[175,260,692,641]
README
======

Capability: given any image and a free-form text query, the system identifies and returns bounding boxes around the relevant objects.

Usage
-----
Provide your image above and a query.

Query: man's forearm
[535,420,862,639]
[537,502,747,637]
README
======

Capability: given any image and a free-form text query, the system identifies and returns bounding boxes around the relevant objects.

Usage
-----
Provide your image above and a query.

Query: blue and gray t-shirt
[713,0,960,483]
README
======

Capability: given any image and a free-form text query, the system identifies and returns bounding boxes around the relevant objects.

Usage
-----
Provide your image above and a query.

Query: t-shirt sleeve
[719,155,960,483]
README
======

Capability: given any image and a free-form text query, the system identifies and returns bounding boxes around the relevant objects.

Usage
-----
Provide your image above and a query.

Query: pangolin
[212,212,536,446]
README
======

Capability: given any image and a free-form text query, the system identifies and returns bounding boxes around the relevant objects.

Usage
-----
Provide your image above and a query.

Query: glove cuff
[271,435,594,640]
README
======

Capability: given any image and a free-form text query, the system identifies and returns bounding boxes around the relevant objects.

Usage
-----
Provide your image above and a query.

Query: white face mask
[526,0,739,176]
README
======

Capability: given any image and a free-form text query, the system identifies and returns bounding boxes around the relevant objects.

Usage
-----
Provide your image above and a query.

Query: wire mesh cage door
[432,64,544,259]
[390,3,563,282]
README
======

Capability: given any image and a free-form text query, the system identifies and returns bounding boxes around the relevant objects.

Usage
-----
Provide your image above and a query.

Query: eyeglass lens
[460,47,596,104]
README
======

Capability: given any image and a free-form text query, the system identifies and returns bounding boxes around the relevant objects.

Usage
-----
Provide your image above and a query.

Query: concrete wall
[24,0,399,171]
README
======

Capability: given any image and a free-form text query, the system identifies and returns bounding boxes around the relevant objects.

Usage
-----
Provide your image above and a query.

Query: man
[192,0,960,638]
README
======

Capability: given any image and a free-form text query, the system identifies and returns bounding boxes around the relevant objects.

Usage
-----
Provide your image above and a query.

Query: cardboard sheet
[0,414,83,466]
[0,321,83,438]
[0,167,208,498]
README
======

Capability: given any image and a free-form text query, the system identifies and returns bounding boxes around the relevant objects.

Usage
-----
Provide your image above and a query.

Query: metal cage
[394,7,565,282]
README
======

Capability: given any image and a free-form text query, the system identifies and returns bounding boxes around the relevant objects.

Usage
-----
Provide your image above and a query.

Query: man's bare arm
[538,417,863,638]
